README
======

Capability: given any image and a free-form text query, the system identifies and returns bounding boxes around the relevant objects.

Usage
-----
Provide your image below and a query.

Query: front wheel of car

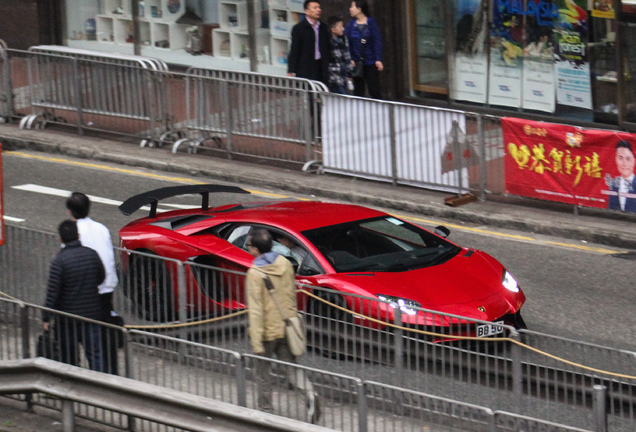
[511,311,527,330]
[127,252,175,322]
[308,291,350,325]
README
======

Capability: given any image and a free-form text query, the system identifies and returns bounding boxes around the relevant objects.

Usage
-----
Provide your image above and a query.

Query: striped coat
[43,240,105,322]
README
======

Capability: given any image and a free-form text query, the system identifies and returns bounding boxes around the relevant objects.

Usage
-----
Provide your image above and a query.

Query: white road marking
[3,215,26,222]
[11,184,161,212]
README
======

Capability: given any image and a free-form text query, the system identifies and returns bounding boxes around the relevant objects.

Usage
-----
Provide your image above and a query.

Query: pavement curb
[2,126,636,250]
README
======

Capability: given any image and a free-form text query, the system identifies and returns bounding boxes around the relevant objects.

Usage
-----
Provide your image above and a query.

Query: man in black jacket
[43,220,106,372]
[287,0,330,84]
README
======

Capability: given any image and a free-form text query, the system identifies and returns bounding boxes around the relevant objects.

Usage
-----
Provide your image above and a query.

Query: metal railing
[320,92,506,196]
[0,297,602,432]
[174,67,324,162]
[12,47,172,145]
[0,39,12,122]
[1,224,635,431]
[3,46,325,164]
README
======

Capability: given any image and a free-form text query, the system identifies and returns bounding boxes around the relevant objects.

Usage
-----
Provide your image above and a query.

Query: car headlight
[376,294,421,316]
[502,270,520,293]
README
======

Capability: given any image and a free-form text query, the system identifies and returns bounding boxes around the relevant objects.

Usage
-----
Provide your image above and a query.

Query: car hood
[326,250,520,320]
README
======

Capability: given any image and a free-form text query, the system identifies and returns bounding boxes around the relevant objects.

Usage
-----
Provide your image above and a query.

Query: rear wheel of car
[127,252,175,322]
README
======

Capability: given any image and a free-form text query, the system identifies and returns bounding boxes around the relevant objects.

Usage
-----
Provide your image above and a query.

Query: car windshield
[302,216,461,273]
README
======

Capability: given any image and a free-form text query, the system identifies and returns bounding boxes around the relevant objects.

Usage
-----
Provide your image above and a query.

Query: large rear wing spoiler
[119,184,251,218]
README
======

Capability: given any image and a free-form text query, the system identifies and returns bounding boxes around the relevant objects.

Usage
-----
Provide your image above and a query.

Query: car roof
[228,201,386,231]
[147,200,388,233]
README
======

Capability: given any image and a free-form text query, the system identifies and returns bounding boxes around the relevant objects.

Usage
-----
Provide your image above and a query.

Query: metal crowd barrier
[1,224,635,431]
[10,46,172,145]
[0,298,603,432]
[320,93,506,196]
[0,39,12,122]
[171,66,325,163]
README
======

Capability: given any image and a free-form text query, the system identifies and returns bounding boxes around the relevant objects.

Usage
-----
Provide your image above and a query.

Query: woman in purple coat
[345,0,383,99]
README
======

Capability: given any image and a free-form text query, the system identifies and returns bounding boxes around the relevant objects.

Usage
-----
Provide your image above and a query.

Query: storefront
[407,0,636,130]
[63,0,307,74]
[53,0,636,129]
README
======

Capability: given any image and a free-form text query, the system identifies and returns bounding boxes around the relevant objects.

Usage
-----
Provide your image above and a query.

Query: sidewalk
[1,123,636,249]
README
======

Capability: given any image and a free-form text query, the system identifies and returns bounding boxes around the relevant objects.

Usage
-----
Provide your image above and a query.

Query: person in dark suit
[287,0,330,84]
[42,220,106,372]
[607,140,636,212]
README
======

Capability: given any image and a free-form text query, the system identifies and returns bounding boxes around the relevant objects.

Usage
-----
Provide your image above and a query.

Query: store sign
[488,1,523,107]
[554,0,592,109]
[521,0,556,113]
[503,118,636,212]
[0,142,4,245]
[451,0,488,104]
[591,0,615,19]
[496,0,559,24]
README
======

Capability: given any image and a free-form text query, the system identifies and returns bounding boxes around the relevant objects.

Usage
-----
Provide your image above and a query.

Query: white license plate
[476,321,504,338]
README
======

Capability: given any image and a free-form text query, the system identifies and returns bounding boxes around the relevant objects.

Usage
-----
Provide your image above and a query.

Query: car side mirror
[434,225,450,238]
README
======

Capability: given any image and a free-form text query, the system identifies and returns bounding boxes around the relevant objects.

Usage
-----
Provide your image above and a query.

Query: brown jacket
[245,254,297,353]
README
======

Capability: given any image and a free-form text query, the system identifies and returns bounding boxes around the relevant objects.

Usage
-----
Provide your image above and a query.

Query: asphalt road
[2,150,635,352]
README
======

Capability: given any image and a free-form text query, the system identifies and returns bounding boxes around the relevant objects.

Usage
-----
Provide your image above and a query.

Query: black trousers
[353,64,382,99]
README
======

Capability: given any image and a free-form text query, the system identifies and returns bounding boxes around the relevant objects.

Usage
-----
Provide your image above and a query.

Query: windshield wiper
[427,246,461,267]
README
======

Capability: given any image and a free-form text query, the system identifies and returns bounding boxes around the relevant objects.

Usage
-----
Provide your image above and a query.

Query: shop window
[589,13,618,122]
[620,22,636,124]
[410,0,450,94]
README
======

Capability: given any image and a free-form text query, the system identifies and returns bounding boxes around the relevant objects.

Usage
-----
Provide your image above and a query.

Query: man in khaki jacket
[245,229,320,423]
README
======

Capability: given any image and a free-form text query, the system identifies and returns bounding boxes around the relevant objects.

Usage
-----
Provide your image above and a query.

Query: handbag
[262,274,307,356]
[352,38,367,78]
[352,33,367,78]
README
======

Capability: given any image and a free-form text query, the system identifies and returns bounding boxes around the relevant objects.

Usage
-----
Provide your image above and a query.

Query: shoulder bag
[262,274,307,356]
[353,38,366,78]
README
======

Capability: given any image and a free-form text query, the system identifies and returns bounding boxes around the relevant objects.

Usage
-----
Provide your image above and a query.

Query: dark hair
[58,219,79,244]
[66,192,90,219]
[352,0,370,17]
[250,229,273,254]
[304,0,320,10]
[328,15,343,29]
[616,140,634,155]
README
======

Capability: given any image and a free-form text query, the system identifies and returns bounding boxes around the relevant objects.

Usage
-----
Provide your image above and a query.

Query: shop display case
[410,0,449,94]
[589,15,618,122]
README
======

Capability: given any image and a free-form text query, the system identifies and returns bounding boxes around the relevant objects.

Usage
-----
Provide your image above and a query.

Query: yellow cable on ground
[124,309,248,330]
[3,288,635,380]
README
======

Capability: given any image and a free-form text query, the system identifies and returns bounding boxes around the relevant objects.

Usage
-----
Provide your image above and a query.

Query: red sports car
[118,185,526,336]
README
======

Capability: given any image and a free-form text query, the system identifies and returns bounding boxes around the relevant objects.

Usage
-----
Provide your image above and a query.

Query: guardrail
[1,224,635,431]
[173,66,325,162]
[4,46,325,164]
[0,358,328,432]
[0,300,601,432]
[320,93,506,197]
[11,47,172,145]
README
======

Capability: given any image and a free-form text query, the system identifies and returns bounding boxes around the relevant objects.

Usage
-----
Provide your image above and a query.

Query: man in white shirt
[66,192,120,374]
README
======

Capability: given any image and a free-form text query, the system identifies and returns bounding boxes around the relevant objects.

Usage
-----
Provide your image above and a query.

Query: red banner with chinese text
[503,117,636,212]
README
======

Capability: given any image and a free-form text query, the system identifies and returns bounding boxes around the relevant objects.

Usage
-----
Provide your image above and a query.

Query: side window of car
[270,232,323,276]
[226,225,253,250]
[298,254,322,276]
